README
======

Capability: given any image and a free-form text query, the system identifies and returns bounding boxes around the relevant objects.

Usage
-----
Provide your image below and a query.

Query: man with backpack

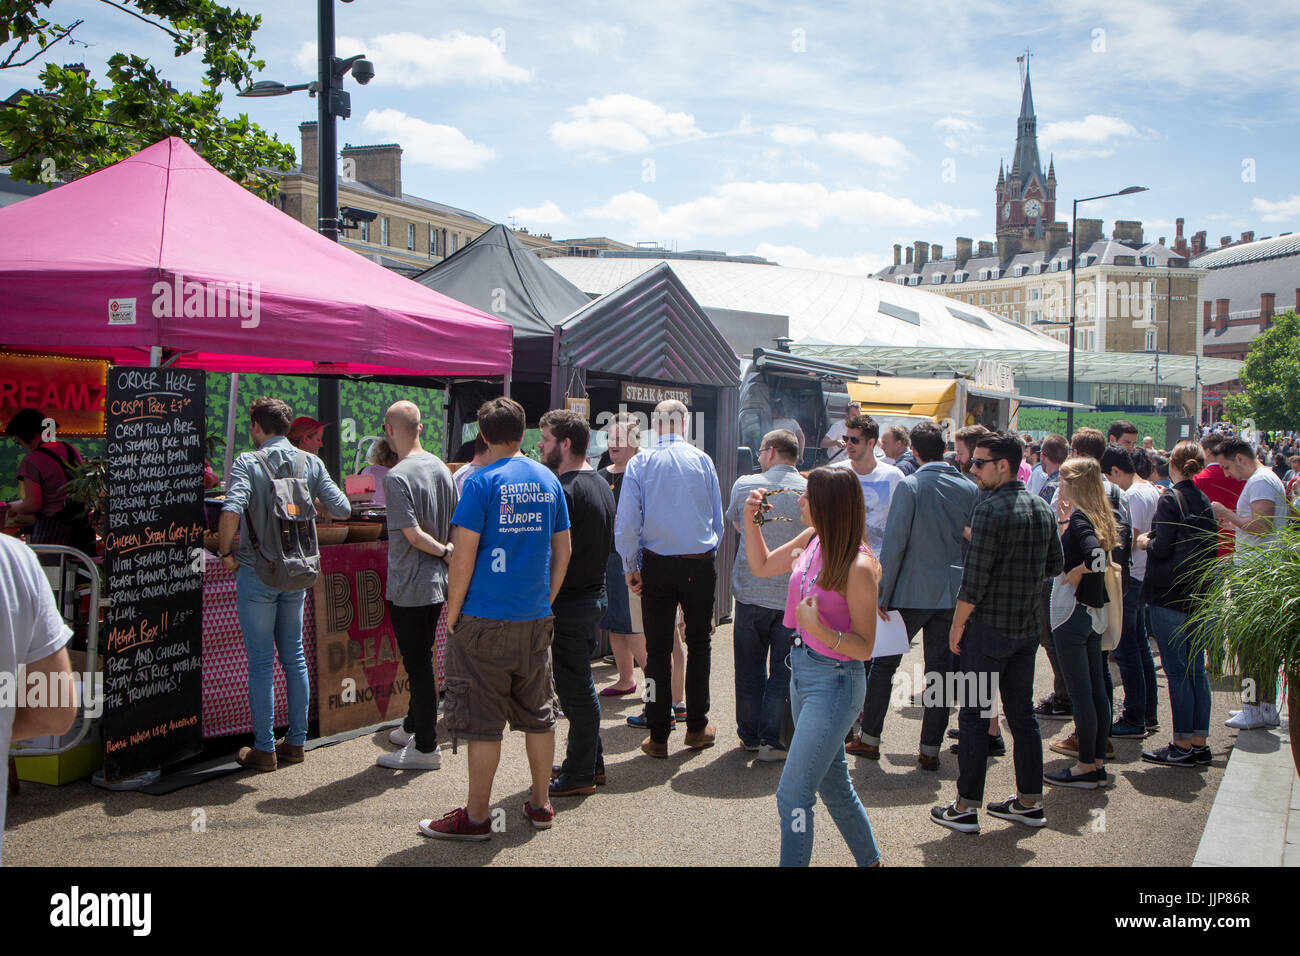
[218,397,351,772]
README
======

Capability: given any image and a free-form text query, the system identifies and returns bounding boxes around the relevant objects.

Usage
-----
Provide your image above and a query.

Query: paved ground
[7,623,1253,866]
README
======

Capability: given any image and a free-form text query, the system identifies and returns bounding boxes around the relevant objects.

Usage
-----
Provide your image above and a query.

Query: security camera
[350,59,374,85]
[340,205,378,224]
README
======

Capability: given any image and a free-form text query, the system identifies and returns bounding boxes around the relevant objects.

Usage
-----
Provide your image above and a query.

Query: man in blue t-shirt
[420,397,571,842]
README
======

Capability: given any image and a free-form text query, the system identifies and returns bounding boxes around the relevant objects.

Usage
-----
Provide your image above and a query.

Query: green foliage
[1015,409,1170,443]
[1223,310,1300,431]
[0,1,294,200]
[1186,524,1300,702]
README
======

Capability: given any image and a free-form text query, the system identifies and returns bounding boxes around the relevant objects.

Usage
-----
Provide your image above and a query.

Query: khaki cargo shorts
[441,614,558,744]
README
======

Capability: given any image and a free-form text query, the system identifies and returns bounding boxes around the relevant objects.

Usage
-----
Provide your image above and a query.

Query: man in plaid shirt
[931,431,1063,835]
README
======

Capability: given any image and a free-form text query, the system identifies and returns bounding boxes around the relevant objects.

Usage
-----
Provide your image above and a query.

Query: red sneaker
[418,807,492,841]
[522,800,555,830]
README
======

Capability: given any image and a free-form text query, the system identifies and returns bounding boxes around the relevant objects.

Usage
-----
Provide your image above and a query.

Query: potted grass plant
[1187,523,1300,775]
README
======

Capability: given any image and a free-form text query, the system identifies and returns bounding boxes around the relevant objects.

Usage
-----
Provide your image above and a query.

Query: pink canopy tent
[0,137,512,377]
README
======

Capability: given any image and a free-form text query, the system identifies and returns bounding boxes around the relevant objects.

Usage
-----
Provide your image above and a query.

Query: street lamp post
[1067,185,1149,437]
[238,0,373,480]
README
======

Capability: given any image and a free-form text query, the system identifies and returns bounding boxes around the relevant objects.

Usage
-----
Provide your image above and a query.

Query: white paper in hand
[871,610,910,658]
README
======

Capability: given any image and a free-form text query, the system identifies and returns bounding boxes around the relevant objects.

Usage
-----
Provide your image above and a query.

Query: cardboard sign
[0,351,108,437]
[313,541,412,736]
[620,381,692,406]
[100,366,206,780]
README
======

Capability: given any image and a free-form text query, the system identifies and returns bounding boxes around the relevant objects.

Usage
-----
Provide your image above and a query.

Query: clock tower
[994,60,1061,258]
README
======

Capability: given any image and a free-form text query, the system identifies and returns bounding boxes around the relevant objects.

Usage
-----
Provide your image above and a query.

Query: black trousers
[640,551,716,743]
[389,601,442,754]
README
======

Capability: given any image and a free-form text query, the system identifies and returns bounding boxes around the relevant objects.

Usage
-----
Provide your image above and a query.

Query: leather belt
[645,549,715,561]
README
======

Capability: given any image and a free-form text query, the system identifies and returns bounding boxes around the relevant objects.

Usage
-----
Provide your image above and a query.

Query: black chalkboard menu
[100,367,206,781]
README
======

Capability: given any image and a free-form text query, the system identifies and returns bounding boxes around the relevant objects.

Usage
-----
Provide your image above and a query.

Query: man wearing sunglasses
[931,431,1062,834]
[830,412,904,757]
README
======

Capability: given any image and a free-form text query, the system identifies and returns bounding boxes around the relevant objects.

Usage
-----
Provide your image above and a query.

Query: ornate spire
[997,160,1005,185]
[1012,60,1043,190]
[1047,154,1056,181]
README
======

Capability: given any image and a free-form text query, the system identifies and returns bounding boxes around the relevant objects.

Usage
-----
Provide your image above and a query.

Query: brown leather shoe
[275,739,304,764]
[641,736,668,758]
[683,724,716,750]
[552,764,606,785]
[237,746,277,772]
[846,738,880,759]
[917,753,939,771]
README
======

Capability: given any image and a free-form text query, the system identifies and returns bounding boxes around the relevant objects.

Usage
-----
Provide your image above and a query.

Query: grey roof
[413,223,590,342]
[555,262,740,388]
[0,167,47,207]
[1193,233,1300,269]
[1202,251,1300,313]
[1204,324,1264,347]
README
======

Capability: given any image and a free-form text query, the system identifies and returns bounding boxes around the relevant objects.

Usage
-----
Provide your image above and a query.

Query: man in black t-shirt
[538,409,616,796]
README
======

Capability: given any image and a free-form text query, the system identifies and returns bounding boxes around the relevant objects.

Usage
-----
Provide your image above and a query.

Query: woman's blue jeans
[777,644,880,867]
[1147,603,1211,741]
[235,564,310,752]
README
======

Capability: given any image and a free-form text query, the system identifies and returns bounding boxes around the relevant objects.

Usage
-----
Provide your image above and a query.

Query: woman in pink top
[743,466,885,866]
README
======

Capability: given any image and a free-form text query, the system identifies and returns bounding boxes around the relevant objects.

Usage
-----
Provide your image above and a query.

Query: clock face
[1002,202,1012,220]
[1025,199,1042,219]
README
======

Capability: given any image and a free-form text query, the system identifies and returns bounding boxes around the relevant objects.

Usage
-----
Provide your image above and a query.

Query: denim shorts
[601,552,634,633]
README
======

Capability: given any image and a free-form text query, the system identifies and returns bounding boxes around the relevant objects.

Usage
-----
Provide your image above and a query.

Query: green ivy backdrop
[1,372,446,499]
[1015,410,1172,446]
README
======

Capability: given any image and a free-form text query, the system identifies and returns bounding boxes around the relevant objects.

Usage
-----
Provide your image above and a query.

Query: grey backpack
[245,449,320,590]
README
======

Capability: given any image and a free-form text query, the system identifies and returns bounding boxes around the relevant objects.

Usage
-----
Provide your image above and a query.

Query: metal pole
[317,0,338,243]
[222,371,239,490]
[1067,199,1078,438]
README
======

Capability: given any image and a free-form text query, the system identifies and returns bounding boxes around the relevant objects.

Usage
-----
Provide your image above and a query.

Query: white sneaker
[389,727,414,747]
[377,742,441,770]
[756,744,788,762]
[1260,702,1281,728]
[1225,705,1267,730]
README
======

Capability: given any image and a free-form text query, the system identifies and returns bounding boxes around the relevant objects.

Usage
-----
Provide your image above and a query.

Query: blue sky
[9,0,1300,273]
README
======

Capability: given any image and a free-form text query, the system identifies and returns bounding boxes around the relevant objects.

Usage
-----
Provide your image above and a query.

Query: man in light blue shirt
[616,399,724,758]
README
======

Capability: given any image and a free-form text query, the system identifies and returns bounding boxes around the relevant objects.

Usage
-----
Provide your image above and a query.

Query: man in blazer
[854,420,977,771]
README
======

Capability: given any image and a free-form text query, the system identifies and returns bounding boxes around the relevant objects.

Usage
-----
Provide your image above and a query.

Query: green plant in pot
[1187,524,1300,775]
[62,456,109,538]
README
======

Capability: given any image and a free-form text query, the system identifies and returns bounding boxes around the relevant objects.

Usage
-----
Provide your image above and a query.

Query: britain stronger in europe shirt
[452,454,570,621]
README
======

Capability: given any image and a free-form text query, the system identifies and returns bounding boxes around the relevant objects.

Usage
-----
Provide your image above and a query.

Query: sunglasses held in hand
[754,487,804,525]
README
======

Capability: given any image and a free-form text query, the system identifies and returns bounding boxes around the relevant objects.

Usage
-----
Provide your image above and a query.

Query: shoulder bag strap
[32,444,77,480]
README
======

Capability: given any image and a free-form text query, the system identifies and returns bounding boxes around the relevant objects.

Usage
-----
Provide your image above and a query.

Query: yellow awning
[847,378,957,419]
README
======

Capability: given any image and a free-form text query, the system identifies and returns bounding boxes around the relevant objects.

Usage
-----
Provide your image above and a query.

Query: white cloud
[746,243,888,276]
[360,109,495,170]
[569,25,626,53]
[1040,114,1138,148]
[549,94,701,154]
[822,131,913,169]
[583,181,975,239]
[508,200,570,226]
[294,32,531,87]
[934,115,985,154]
[1252,195,1300,223]
[770,125,818,147]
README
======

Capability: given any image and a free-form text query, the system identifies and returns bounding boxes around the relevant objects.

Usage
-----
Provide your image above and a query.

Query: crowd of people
[3,391,1297,865]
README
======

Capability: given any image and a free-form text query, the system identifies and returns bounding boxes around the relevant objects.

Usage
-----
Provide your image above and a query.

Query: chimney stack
[1176,218,1185,239]
[1191,231,1206,256]
[931,244,943,262]
[913,241,929,268]
[1112,220,1144,246]
[893,243,902,266]
[299,121,318,178]
[955,237,973,262]
[1220,236,1232,248]
[1158,237,1166,246]
[1075,218,1104,248]
[977,240,994,256]
[339,142,404,197]
[1241,231,1254,244]
[1215,298,1229,334]
[906,246,913,265]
